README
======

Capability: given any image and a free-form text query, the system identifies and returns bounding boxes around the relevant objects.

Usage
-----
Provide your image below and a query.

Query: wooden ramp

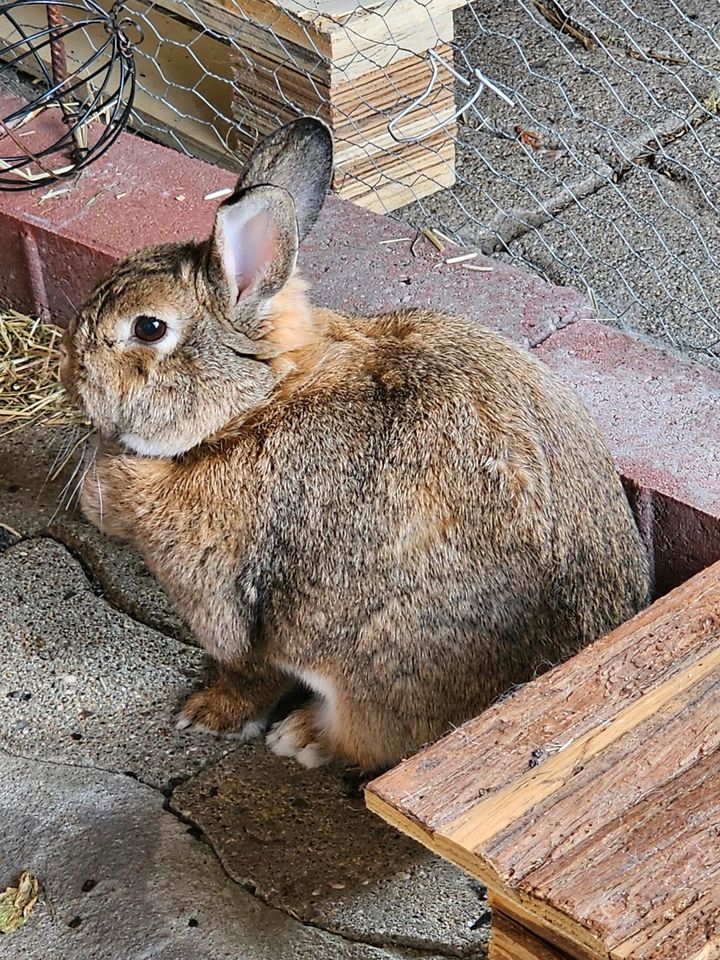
[366,561,720,960]
[0,0,463,211]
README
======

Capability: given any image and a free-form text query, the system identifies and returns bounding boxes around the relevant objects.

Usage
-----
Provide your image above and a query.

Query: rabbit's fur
[61,118,650,772]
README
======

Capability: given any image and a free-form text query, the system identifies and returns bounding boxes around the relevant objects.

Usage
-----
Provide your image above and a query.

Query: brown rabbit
[60,118,650,772]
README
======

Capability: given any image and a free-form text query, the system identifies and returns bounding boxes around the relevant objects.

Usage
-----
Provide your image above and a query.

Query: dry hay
[0,309,88,432]
[0,871,40,935]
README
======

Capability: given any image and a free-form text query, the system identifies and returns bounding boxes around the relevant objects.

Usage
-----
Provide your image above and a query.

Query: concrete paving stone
[402,0,713,246]
[536,321,720,518]
[0,536,233,790]
[0,752,446,960]
[509,161,720,358]
[301,204,588,349]
[172,749,490,957]
[0,424,193,642]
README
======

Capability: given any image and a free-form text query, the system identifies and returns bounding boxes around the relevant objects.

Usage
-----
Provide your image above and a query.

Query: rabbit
[60,117,650,773]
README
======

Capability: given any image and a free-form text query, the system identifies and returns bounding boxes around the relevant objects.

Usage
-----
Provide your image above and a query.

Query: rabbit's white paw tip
[238,718,268,742]
[266,714,328,768]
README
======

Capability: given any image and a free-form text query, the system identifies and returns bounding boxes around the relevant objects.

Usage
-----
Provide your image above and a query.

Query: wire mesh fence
[2,0,720,361]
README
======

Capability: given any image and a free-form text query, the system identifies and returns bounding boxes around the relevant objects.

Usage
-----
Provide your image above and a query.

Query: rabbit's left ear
[206,183,299,313]
[236,117,333,241]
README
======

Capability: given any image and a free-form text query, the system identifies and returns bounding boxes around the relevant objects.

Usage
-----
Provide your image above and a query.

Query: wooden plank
[231,41,454,140]
[332,131,455,212]
[368,563,720,832]
[528,749,720,960]
[232,35,456,210]
[365,790,610,960]
[444,644,720,853]
[0,0,458,207]
[174,0,456,81]
[366,560,720,959]
[0,1,240,167]
[490,908,577,960]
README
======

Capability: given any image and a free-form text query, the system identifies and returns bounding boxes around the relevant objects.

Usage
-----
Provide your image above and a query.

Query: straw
[0,309,89,431]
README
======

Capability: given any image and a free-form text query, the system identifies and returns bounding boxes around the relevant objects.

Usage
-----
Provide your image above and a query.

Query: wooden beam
[0,0,459,209]
[490,907,579,960]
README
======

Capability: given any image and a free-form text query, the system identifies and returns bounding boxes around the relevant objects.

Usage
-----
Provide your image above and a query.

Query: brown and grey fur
[60,118,650,772]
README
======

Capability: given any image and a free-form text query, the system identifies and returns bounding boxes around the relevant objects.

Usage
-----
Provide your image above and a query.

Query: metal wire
[2,0,720,361]
[0,0,137,189]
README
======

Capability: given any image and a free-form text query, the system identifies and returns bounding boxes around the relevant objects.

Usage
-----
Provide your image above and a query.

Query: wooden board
[0,0,459,208]
[366,561,720,960]
[490,908,575,960]
[232,40,456,210]
[0,1,240,166]
[174,0,457,82]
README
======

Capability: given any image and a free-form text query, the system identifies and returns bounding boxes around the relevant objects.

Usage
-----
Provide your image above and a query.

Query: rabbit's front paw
[266,707,329,768]
[176,685,268,740]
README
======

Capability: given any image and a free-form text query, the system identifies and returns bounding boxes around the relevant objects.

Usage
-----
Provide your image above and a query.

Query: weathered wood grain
[232,34,457,211]
[366,560,720,960]
[490,908,576,960]
[369,563,720,831]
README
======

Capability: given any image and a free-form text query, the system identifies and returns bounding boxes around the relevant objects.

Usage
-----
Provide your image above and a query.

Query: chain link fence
[3,0,720,361]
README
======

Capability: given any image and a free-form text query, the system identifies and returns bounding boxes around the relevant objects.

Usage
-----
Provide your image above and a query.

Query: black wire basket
[0,0,138,190]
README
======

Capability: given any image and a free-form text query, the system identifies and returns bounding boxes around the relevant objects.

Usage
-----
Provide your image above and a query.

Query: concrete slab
[172,748,490,957]
[0,751,443,960]
[510,159,720,357]
[537,321,720,514]
[0,424,192,643]
[406,0,710,247]
[0,537,231,790]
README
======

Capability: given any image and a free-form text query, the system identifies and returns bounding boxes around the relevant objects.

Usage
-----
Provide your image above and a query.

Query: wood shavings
[433,229,458,246]
[420,226,445,253]
[445,252,478,265]
[203,187,233,201]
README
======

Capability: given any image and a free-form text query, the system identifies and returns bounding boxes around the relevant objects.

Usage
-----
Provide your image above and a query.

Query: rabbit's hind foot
[266,705,329,768]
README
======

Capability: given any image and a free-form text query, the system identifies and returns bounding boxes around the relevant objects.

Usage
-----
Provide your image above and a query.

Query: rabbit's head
[60,118,333,456]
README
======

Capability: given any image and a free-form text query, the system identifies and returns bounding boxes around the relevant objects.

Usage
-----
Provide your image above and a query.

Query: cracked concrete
[1,751,448,960]
[0,425,193,642]
[0,424,489,959]
[172,749,488,957]
[0,536,232,790]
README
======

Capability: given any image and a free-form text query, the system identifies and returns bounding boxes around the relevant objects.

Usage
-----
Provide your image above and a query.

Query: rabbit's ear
[207,184,299,314]
[236,117,333,241]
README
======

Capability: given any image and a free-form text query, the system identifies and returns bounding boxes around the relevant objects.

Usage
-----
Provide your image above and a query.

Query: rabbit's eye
[134,316,167,343]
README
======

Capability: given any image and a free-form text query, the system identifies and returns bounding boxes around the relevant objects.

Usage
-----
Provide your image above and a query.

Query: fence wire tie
[388,49,514,144]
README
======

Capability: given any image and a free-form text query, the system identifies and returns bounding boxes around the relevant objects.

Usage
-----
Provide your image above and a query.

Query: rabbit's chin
[120,430,206,459]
